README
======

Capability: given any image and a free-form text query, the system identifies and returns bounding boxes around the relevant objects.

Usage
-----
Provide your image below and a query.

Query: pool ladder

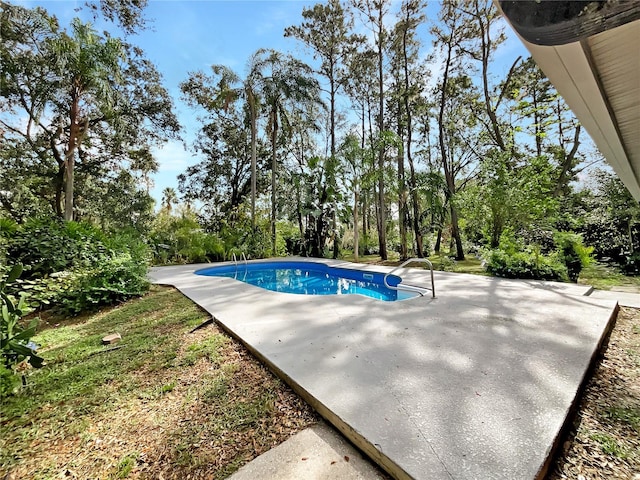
[231,253,248,279]
[383,257,436,298]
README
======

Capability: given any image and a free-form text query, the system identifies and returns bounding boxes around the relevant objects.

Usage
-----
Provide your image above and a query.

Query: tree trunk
[403,42,422,257]
[376,5,387,260]
[270,109,278,255]
[330,62,339,259]
[249,88,257,230]
[64,95,81,222]
[362,192,369,254]
[397,123,408,260]
[437,36,464,261]
[353,190,359,261]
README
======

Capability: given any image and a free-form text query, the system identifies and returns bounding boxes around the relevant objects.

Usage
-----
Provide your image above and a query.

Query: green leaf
[6,265,23,284]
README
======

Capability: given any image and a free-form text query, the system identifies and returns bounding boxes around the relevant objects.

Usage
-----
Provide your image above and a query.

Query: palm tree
[49,19,125,221]
[249,49,322,254]
[187,60,261,229]
[161,187,177,213]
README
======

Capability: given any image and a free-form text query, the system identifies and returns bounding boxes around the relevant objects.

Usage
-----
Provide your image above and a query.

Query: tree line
[2,0,639,276]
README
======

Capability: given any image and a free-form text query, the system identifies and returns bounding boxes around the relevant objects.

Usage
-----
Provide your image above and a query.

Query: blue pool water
[195,261,420,302]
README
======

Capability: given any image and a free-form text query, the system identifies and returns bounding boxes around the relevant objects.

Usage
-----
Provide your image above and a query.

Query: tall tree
[351,0,392,260]
[161,187,177,212]
[432,1,472,260]
[390,0,428,257]
[0,4,179,221]
[343,46,378,254]
[180,62,261,228]
[50,20,125,221]
[249,49,322,254]
[285,0,361,258]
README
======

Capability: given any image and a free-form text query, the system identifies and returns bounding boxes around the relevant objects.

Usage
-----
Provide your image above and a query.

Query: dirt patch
[548,307,640,479]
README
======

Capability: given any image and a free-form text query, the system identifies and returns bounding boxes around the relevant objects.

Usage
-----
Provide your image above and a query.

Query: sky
[17,0,531,206]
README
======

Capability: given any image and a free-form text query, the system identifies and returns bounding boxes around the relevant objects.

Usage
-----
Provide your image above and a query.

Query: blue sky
[19,1,531,206]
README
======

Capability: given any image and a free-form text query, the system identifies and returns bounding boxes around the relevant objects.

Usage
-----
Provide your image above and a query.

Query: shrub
[0,362,19,397]
[5,219,151,315]
[554,231,594,282]
[7,218,107,279]
[56,252,150,315]
[484,245,567,281]
[1,265,44,394]
[621,252,640,275]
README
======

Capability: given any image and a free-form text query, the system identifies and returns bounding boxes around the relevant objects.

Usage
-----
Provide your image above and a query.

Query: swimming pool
[195,261,421,301]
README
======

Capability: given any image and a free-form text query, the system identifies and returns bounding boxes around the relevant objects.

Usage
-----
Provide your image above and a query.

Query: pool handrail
[383,258,436,298]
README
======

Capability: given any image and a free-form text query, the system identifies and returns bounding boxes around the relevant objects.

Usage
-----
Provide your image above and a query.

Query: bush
[484,245,567,281]
[150,212,228,264]
[1,265,43,393]
[4,219,151,314]
[56,252,150,315]
[0,362,19,397]
[554,231,594,282]
[620,252,640,275]
[7,218,107,279]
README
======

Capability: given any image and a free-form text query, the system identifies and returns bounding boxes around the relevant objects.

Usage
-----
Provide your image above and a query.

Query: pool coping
[149,258,617,480]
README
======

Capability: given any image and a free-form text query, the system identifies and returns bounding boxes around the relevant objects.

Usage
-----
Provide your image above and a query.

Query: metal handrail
[240,252,248,281]
[232,253,238,278]
[383,257,436,298]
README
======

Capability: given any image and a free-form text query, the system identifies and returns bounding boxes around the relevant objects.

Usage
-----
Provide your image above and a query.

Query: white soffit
[517,19,640,200]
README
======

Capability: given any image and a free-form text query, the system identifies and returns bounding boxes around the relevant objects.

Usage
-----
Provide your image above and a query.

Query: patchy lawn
[548,306,640,479]
[2,273,638,480]
[0,286,317,480]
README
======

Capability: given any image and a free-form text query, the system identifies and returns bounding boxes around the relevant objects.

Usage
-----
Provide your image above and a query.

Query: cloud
[152,139,191,173]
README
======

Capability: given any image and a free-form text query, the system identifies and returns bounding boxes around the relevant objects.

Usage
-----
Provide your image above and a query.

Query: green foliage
[1,265,44,392]
[578,170,640,272]
[464,152,559,249]
[589,432,629,458]
[8,218,107,279]
[150,210,226,264]
[0,362,20,397]
[4,218,150,314]
[554,231,593,282]
[56,252,150,315]
[1,3,179,223]
[484,230,594,282]
[484,232,567,281]
[484,247,567,281]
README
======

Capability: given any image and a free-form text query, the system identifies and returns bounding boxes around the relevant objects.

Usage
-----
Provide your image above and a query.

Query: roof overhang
[497,1,640,199]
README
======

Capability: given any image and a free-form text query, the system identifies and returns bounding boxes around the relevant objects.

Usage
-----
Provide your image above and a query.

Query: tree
[162,187,177,212]
[339,133,370,261]
[343,45,378,254]
[432,1,475,260]
[0,4,179,221]
[249,49,322,254]
[286,0,362,258]
[51,19,126,221]
[351,0,392,260]
[177,111,268,228]
[389,0,428,258]
[180,62,262,228]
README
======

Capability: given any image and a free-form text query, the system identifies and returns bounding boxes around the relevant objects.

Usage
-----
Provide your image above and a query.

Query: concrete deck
[228,422,388,480]
[149,259,617,480]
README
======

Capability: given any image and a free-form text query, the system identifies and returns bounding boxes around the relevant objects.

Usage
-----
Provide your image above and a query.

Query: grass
[343,251,487,275]
[578,262,640,291]
[0,285,317,479]
[346,249,640,288]
[589,432,630,458]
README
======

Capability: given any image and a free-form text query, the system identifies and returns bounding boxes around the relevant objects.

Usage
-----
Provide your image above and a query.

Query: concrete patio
[149,258,617,480]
